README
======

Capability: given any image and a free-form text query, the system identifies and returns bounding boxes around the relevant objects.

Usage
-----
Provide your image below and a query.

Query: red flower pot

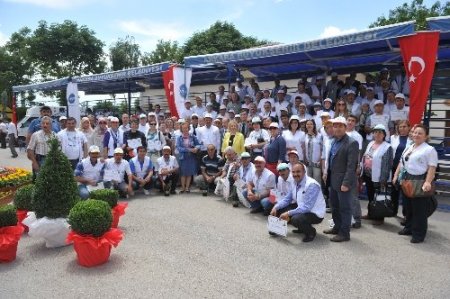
[0,225,25,263]
[16,210,29,233]
[73,241,112,267]
[111,202,128,228]
[66,228,123,268]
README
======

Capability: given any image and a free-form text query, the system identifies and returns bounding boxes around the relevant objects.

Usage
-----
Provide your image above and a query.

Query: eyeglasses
[337,103,346,106]
[150,123,157,126]
[269,127,278,130]
[99,122,107,124]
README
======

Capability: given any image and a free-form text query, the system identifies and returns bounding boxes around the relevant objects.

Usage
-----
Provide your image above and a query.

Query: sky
[0,0,439,53]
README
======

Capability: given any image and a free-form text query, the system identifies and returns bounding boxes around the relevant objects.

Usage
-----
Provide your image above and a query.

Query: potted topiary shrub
[23,137,79,248]
[13,184,34,233]
[89,189,128,228]
[0,205,24,263]
[67,200,123,267]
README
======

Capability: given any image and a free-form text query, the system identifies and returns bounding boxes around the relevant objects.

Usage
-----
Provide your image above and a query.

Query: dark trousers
[390,168,405,217]
[159,173,179,192]
[330,187,353,238]
[132,180,152,190]
[8,134,17,157]
[403,192,429,241]
[69,159,79,171]
[0,132,6,148]
[290,213,323,236]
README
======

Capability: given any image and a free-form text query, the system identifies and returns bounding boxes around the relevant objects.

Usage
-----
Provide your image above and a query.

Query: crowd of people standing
[18,68,439,244]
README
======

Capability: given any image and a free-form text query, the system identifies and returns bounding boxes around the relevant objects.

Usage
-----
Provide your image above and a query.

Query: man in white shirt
[157,146,179,195]
[258,90,275,113]
[261,163,294,215]
[57,117,88,170]
[119,113,130,133]
[291,80,313,108]
[138,114,149,135]
[346,114,363,228]
[365,100,392,141]
[181,100,194,120]
[74,145,105,199]
[245,156,276,214]
[192,96,206,117]
[196,113,221,156]
[6,118,18,158]
[129,146,153,195]
[103,147,133,198]
[204,103,217,119]
[275,90,290,120]
[0,119,6,148]
[311,75,326,102]
[389,93,410,134]
[216,85,228,105]
[345,90,361,117]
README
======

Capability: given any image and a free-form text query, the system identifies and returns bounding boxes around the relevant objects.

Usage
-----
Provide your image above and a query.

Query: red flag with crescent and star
[398,31,440,126]
[162,64,178,118]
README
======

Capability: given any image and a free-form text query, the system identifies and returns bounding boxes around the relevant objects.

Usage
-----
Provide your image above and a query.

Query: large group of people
[21,68,439,244]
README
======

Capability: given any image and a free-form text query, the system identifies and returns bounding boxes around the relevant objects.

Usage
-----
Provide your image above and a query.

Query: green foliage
[13,184,35,211]
[142,40,182,64]
[109,35,142,71]
[181,21,269,58]
[0,205,18,228]
[33,137,79,219]
[370,0,450,30]
[68,200,112,237]
[89,189,119,208]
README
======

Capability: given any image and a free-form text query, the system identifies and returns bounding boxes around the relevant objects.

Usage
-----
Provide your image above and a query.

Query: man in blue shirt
[26,106,60,144]
[270,163,326,242]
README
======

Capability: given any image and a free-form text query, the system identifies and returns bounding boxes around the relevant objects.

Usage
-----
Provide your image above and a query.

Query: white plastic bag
[24,212,71,248]
[235,181,251,208]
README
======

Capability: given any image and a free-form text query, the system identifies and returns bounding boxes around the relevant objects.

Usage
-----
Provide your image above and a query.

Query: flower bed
[0,167,32,205]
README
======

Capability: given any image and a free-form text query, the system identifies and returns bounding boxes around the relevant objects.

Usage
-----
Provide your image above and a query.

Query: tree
[142,39,182,65]
[370,0,450,30]
[181,21,269,58]
[109,35,141,71]
[29,20,106,79]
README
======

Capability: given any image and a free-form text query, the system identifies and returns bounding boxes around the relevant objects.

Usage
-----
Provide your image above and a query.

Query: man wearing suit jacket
[323,117,359,242]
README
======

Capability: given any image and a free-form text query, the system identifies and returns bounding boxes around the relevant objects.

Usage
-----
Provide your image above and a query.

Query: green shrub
[33,137,79,219]
[13,184,35,211]
[0,205,18,228]
[89,189,119,208]
[68,200,112,237]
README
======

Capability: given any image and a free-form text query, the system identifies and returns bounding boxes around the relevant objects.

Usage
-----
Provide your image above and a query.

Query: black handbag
[368,186,395,218]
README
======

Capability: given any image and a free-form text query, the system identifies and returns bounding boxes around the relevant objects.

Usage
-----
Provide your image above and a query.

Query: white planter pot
[23,212,71,248]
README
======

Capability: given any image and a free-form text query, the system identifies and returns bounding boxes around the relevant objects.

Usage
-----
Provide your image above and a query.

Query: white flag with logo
[66,82,80,124]
[173,67,192,117]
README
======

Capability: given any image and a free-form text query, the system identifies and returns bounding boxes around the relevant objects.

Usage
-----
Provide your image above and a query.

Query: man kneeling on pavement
[270,163,326,242]
[194,144,224,195]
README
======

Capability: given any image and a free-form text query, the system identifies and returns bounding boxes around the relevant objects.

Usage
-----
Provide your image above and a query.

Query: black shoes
[232,201,239,208]
[323,228,339,235]
[352,222,361,229]
[330,235,350,242]
[410,238,424,244]
[250,207,264,214]
[398,228,412,236]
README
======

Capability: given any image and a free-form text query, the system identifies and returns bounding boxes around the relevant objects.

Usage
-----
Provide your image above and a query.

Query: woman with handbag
[393,124,438,243]
[176,123,201,193]
[390,120,412,221]
[361,124,393,225]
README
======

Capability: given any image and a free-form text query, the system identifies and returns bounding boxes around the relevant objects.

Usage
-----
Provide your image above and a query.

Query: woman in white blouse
[303,119,322,183]
[393,124,438,243]
[282,115,305,162]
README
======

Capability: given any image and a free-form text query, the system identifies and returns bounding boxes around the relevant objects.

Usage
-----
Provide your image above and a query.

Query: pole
[12,92,17,124]
[127,82,132,116]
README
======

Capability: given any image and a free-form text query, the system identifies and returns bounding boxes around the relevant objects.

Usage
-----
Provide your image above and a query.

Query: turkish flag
[399,32,440,126]
[162,65,178,118]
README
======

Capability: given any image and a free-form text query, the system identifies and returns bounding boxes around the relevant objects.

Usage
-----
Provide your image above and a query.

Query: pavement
[1,147,450,298]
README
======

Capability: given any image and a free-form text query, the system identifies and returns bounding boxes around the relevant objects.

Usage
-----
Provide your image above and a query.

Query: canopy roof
[12,62,170,93]
[427,16,450,66]
[185,21,416,80]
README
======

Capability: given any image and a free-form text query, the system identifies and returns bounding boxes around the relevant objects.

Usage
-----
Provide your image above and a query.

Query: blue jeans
[78,184,90,200]
[243,189,270,210]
